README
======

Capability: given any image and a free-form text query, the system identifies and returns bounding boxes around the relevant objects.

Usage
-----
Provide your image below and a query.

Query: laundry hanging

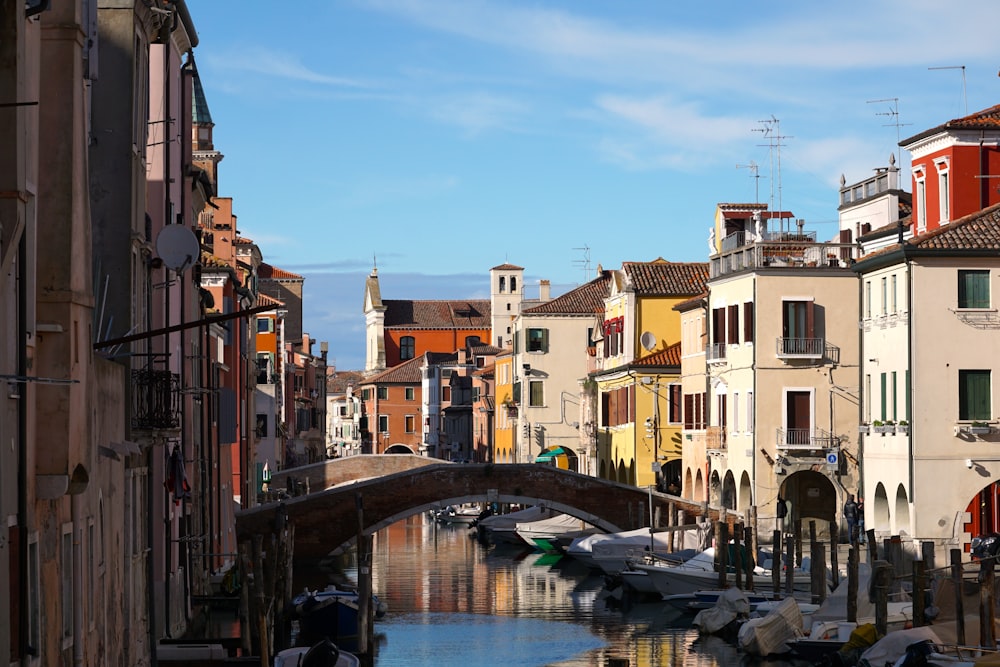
[164,444,191,505]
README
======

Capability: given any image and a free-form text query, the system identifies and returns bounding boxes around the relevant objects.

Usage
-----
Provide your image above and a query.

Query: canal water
[331,513,810,667]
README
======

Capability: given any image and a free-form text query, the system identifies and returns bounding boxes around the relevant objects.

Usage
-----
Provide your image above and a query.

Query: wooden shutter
[728,305,739,343]
[743,302,754,343]
[684,394,694,430]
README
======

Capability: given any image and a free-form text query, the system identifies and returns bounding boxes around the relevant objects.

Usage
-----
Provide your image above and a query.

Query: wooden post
[239,541,253,656]
[829,520,840,589]
[749,506,759,565]
[847,546,858,623]
[921,541,936,572]
[810,524,826,605]
[744,526,755,592]
[668,502,676,552]
[794,520,803,568]
[873,560,890,636]
[734,522,743,590]
[716,521,729,589]
[867,529,877,564]
[785,530,795,596]
[979,556,996,650]
[912,558,926,627]
[253,534,270,664]
[951,549,966,647]
[356,493,372,656]
[772,530,782,597]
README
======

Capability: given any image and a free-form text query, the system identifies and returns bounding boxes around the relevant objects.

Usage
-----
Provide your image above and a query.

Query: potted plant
[897,420,909,435]
[969,421,992,435]
[883,420,896,435]
[872,420,887,434]
[858,423,870,435]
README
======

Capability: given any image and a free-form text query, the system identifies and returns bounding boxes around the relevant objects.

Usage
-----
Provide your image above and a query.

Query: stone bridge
[239,459,734,562]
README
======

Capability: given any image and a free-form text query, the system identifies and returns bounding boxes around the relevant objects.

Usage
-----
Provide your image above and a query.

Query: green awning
[535,447,567,462]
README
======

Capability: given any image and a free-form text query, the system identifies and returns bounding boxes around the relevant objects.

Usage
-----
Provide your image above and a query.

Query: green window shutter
[542,328,549,353]
[891,371,897,421]
[880,373,887,421]
[959,370,991,420]
[959,270,990,309]
[513,330,519,353]
[905,370,911,422]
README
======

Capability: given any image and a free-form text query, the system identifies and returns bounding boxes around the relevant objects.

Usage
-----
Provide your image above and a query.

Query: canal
[328,512,807,667]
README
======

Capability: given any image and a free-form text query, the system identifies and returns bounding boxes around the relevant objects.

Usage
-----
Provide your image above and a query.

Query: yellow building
[493,351,516,463]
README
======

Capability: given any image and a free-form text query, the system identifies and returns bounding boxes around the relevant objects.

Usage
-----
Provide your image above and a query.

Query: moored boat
[274,638,360,667]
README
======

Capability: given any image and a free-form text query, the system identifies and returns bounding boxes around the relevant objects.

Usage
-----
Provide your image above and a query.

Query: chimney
[539,280,551,302]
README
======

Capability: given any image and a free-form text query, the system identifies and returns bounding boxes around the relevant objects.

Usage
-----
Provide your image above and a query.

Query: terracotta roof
[234,237,254,245]
[384,299,491,329]
[259,263,303,281]
[491,263,524,270]
[622,259,708,295]
[523,270,612,314]
[909,202,1000,251]
[902,104,1000,146]
[469,343,503,356]
[634,342,682,367]
[257,293,284,307]
[200,252,229,269]
[674,292,708,312]
[327,370,365,393]
[364,355,426,384]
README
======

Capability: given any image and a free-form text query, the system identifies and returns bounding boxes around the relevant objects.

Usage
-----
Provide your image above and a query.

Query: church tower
[363,266,387,374]
[489,263,524,348]
[191,64,223,189]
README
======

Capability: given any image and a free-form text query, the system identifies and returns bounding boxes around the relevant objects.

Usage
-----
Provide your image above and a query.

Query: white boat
[476,506,555,545]
[514,512,591,551]
[568,523,710,574]
[434,504,482,525]
[631,547,814,598]
[274,639,360,667]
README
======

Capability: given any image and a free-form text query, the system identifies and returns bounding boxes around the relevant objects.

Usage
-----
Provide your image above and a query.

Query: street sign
[651,462,661,472]
[826,451,839,466]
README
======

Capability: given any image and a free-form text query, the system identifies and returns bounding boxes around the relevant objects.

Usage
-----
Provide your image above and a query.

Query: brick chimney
[539,279,551,302]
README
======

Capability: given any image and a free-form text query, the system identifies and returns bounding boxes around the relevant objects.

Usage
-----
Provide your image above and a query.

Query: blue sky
[186,0,1000,371]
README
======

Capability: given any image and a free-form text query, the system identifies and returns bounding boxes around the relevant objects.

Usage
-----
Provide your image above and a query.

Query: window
[865,281,872,319]
[510,276,517,292]
[378,415,389,433]
[499,276,505,292]
[465,336,480,348]
[743,302,754,343]
[256,414,267,438]
[442,386,451,402]
[891,371,898,421]
[781,299,817,355]
[62,526,73,643]
[959,370,991,421]
[377,386,388,400]
[668,384,682,424]
[529,380,544,407]
[864,374,871,423]
[880,373,887,421]
[256,317,273,333]
[915,172,927,231]
[405,387,415,401]
[881,277,887,315]
[746,391,754,433]
[891,274,898,313]
[527,328,549,352]
[732,392,740,432]
[400,336,415,361]
[936,158,950,222]
[727,305,739,344]
[405,415,415,433]
[958,270,990,309]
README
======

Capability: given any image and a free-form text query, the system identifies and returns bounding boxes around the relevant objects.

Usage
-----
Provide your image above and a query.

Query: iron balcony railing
[710,238,856,279]
[776,337,825,358]
[776,427,838,452]
[707,342,727,362]
[132,369,181,430]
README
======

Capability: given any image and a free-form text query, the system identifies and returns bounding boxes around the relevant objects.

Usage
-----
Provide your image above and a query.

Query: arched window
[400,336,415,360]
[499,276,506,292]
[510,276,517,292]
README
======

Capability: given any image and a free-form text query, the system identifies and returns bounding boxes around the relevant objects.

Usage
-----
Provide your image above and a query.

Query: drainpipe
[17,235,29,658]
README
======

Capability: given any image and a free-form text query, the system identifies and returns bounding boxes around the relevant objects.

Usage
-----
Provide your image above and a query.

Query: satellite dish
[640,331,656,351]
[155,225,200,273]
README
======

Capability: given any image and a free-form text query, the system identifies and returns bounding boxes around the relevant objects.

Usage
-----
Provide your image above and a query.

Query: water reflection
[331,513,803,667]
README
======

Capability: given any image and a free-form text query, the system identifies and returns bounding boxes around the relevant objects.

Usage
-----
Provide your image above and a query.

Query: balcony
[132,369,181,431]
[776,427,838,454]
[706,426,726,455]
[776,337,825,360]
[707,342,727,364]
[710,236,856,279]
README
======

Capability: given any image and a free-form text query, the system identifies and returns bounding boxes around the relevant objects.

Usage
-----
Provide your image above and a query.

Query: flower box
[968,426,992,435]
[858,425,870,435]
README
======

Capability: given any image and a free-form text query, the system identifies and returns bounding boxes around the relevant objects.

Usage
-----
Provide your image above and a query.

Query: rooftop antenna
[736,160,761,203]
[573,245,592,283]
[866,97,911,168]
[753,116,792,233]
[928,65,968,115]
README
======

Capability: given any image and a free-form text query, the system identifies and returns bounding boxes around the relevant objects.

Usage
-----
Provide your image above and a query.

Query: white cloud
[205,48,373,88]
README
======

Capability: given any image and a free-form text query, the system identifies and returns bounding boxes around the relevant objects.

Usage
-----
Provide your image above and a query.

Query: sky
[186,0,1000,371]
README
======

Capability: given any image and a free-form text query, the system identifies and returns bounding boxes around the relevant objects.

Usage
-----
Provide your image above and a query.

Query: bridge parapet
[240,462,737,562]
[268,454,442,497]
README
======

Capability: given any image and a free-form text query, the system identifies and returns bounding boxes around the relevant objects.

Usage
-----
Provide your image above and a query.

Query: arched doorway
[894,484,911,536]
[964,480,1000,550]
[781,470,837,540]
[694,469,705,503]
[684,468,694,500]
[709,470,722,506]
[873,482,890,533]
[739,471,753,512]
[721,471,736,510]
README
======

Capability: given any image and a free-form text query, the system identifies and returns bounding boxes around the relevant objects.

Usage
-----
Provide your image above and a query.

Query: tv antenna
[928,65,967,115]
[736,160,761,203]
[573,245,592,283]
[753,116,792,229]
[155,224,200,274]
[866,97,910,167]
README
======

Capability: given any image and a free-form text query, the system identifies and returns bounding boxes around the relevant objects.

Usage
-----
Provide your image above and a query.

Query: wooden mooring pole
[979,555,996,650]
[847,546,858,623]
[951,549,966,647]
[772,530,781,597]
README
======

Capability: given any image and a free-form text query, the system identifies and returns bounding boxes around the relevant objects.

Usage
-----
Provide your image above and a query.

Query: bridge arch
[385,444,415,455]
[238,463,729,562]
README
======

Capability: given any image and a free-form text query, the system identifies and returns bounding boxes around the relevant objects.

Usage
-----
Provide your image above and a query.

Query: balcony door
[786,390,811,446]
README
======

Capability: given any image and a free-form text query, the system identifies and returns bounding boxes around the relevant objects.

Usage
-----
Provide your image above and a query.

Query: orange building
[363,267,491,373]
[360,355,425,454]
